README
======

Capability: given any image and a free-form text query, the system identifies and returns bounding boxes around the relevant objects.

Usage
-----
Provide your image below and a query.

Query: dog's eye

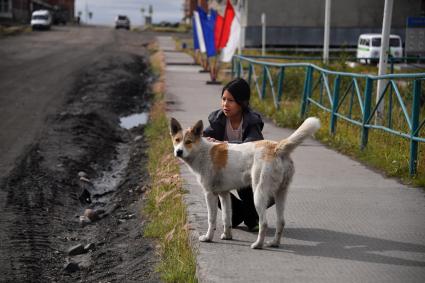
[185,140,192,145]
[175,138,181,143]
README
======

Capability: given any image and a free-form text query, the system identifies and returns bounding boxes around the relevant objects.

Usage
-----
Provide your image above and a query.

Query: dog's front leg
[199,191,218,242]
[218,192,232,240]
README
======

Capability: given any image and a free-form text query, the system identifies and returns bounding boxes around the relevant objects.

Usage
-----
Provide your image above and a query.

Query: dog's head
[169,118,203,159]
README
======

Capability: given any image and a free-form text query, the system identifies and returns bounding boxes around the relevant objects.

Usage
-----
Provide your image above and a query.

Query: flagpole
[238,0,244,56]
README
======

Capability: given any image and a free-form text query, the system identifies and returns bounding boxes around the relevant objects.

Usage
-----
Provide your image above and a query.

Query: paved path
[158,36,425,283]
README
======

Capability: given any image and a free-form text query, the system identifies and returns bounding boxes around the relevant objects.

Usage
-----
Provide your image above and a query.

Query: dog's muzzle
[176,149,183,157]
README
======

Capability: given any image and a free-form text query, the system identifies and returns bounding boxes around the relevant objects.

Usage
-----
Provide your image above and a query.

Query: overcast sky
[75,0,183,26]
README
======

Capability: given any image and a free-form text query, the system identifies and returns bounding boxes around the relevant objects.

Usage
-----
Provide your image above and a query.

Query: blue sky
[75,0,183,26]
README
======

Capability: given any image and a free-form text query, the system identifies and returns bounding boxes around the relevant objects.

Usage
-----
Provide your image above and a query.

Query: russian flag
[193,9,206,53]
[192,14,199,50]
[197,7,217,58]
[192,1,240,61]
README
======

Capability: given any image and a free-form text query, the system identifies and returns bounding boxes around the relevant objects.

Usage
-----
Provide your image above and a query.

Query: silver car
[115,15,130,30]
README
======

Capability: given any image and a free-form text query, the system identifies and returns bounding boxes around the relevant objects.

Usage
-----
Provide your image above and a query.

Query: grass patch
[143,46,197,282]
[143,24,191,33]
[0,25,31,36]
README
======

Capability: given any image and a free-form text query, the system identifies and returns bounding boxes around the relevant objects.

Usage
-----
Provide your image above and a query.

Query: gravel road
[0,26,160,282]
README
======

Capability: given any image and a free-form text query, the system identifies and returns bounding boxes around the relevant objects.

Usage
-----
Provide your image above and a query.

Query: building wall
[13,0,31,23]
[0,0,75,24]
[185,0,208,18]
[244,0,425,47]
[45,0,74,18]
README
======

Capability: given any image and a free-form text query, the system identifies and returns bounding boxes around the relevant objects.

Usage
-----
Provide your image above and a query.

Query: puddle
[91,143,130,205]
[120,112,149,129]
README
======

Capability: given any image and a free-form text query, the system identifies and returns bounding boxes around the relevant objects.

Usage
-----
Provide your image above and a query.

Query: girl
[203,78,264,230]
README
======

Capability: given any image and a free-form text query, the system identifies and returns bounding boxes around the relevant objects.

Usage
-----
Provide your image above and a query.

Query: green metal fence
[232,55,425,176]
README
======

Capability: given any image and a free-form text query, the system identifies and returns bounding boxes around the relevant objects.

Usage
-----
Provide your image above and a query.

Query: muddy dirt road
[0,26,159,282]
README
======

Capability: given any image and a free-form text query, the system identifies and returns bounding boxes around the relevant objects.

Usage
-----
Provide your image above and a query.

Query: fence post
[330,75,341,134]
[247,64,253,86]
[409,79,421,176]
[300,66,313,117]
[231,57,235,78]
[361,78,373,149]
[261,65,267,99]
[236,58,241,78]
[277,66,285,104]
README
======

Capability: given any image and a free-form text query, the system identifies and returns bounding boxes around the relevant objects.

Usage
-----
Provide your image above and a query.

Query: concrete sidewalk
[158,36,425,283]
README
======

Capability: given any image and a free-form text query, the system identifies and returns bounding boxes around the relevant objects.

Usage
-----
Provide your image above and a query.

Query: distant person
[76,16,80,25]
[203,78,265,230]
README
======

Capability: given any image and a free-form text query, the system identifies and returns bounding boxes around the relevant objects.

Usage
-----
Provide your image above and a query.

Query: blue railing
[232,55,425,176]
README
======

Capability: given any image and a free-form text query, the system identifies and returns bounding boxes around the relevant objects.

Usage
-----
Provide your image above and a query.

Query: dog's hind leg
[218,192,232,240]
[266,189,288,247]
[250,189,268,249]
[199,191,218,242]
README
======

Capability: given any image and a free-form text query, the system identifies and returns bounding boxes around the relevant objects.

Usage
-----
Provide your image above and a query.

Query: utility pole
[376,0,394,124]
[323,0,331,64]
[238,0,245,56]
[85,1,88,23]
[149,4,153,19]
[261,13,266,56]
[140,7,145,27]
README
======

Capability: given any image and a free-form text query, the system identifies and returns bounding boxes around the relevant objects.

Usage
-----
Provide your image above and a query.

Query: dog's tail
[275,117,320,156]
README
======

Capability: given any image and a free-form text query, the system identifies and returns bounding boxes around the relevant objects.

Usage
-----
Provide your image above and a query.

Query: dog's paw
[250,241,263,249]
[199,235,212,242]
[220,233,232,240]
[265,241,280,248]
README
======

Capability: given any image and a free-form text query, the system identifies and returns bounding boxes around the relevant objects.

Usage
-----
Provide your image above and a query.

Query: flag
[193,10,206,53]
[220,1,241,62]
[214,13,224,50]
[192,14,199,50]
[197,7,217,57]
[217,0,236,50]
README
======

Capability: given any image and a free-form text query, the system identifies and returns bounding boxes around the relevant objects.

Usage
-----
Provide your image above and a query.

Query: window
[372,38,381,47]
[0,0,11,14]
[389,38,401,47]
[371,37,400,47]
[32,15,48,20]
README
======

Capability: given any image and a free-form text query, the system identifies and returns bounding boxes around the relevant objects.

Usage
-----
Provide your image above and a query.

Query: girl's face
[221,90,242,119]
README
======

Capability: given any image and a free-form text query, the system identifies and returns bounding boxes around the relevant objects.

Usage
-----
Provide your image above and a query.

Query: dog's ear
[192,120,203,137]
[170,118,182,136]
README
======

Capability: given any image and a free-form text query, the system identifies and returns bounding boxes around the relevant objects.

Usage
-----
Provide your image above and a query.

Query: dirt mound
[0,53,159,282]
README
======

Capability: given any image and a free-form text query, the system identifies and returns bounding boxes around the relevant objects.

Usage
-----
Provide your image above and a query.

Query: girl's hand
[206,137,227,144]
[206,137,218,142]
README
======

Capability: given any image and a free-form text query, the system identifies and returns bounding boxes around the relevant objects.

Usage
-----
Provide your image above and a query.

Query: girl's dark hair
[222,78,250,110]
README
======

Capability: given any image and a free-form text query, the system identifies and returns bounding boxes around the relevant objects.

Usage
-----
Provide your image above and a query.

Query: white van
[356,34,403,64]
[31,10,52,31]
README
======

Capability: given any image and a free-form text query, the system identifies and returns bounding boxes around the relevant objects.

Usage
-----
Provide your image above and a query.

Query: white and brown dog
[169,117,320,249]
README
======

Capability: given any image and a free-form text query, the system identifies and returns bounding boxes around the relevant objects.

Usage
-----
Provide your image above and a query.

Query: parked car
[115,15,130,30]
[356,34,403,64]
[31,10,52,31]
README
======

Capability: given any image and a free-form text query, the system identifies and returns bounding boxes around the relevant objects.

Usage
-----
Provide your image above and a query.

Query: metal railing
[232,55,425,176]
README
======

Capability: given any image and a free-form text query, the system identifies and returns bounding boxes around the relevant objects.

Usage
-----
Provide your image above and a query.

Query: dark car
[115,15,130,30]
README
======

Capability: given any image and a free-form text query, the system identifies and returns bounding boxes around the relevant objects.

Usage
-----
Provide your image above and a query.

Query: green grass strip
[143,49,197,282]
[144,99,197,282]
